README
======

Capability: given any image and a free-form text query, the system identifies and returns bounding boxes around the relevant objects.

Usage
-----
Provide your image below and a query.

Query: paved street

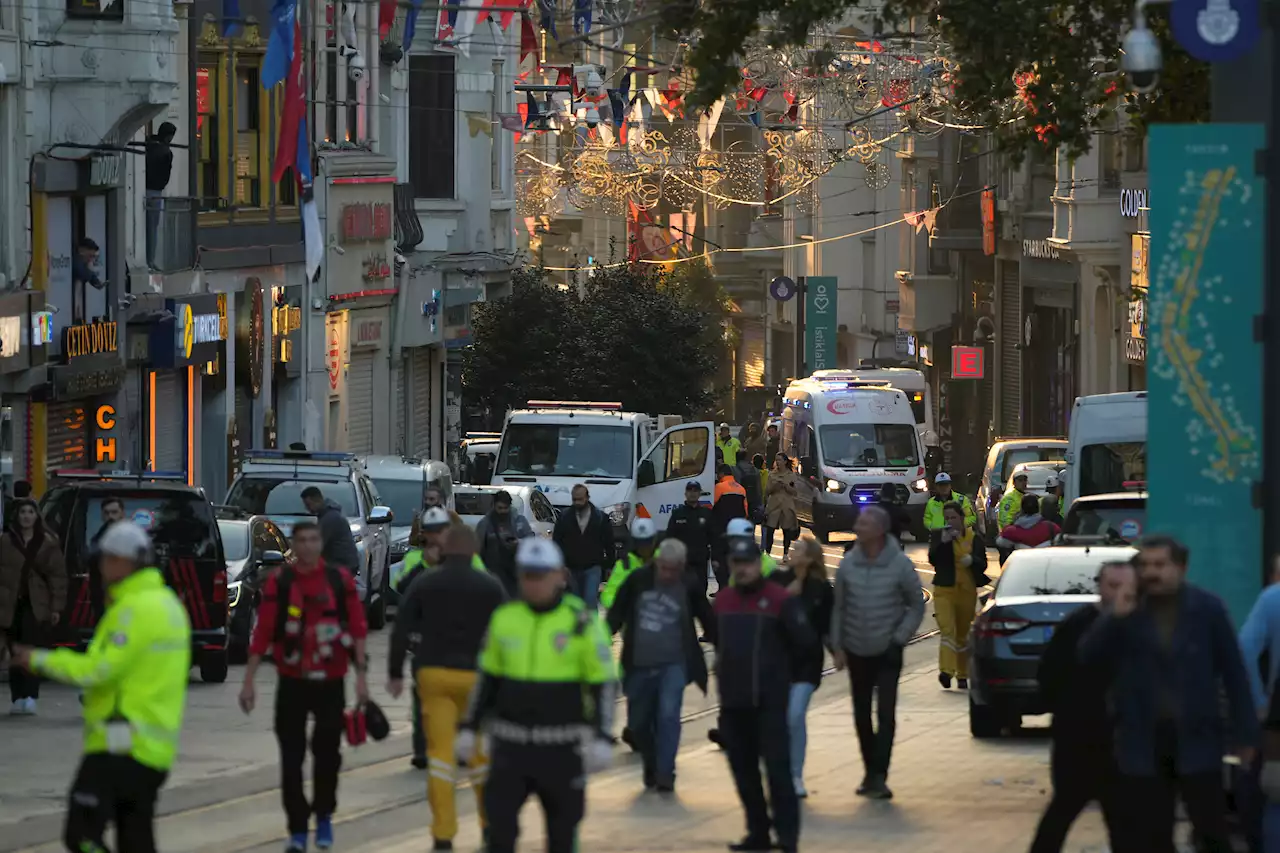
[0,538,1045,853]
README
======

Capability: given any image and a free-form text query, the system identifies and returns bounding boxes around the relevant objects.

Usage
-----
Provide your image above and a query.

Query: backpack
[272,565,351,660]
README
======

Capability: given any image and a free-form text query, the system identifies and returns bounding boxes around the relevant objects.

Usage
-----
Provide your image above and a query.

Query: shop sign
[327,319,342,390]
[31,312,53,346]
[0,317,20,358]
[1120,187,1148,218]
[63,321,118,362]
[1022,239,1064,260]
[362,253,393,283]
[95,404,117,464]
[237,279,265,398]
[951,346,986,379]
[353,319,385,348]
[55,364,126,399]
[1127,233,1149,364]
[340,202,393,244]
[174,303,222,359]
[981,188,996,256]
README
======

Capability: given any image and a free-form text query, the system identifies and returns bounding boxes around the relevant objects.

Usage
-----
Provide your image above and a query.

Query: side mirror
[366,506,394,525]
[636,459,656,488]
[261,549,286,567]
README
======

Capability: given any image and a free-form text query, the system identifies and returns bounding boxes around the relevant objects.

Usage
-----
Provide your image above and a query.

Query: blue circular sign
[770,276,797,302]
[1172,0,1260,62]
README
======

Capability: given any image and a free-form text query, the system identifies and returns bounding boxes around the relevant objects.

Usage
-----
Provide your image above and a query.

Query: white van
[1062,391,1147,508]
[843,366,938,450]
[491,401,716,542]
[780,372,930,542]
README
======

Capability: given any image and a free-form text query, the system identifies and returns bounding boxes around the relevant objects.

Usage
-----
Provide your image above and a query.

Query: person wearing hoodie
[475,491,533,597]
[830,506,925,800]
[301,487,361,576]
[996,494,1060,558]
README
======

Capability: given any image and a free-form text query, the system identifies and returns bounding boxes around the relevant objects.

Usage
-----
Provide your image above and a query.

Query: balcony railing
[145,195,198,273]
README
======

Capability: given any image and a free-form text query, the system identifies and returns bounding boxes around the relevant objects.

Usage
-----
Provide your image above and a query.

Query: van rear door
[633,422,716,530]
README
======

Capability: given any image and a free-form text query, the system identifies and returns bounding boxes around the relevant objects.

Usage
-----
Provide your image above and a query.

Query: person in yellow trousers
[12,521,190,853]
[926,502,990,690]
[387,524,506,851]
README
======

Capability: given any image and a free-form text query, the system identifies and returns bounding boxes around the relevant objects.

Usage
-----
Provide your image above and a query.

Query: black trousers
[63,753,167,853]
[686,560,709,598]
[1028,741,1124,853]
[484,741,585,853]
[274,677,346,836]
[1122,724,1231,853]
[846,645,903,781]
[10,598,46,702]
[720,705,799,849]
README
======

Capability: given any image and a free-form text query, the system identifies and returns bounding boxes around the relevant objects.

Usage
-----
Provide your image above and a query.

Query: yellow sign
[177,303,194,359]
[63,322,118,360]
[95,404,116,463]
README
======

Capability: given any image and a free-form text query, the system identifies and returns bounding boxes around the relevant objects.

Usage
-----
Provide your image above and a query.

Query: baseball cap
[934,472,952,484]
[727,538,760,561]
[98,521,152,560]
[421,507,451,530]
[685,481,702,492]
[630,517,656,540]
[718,422,730,429]
[1045,474,1060,488]
[516,537,563,573]
[726,518,755,538]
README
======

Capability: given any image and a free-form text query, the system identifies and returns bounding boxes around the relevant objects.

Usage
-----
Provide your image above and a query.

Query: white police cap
[98,521,152,561]
[630,517,656,540]
[516,537,563,573]
[726,517,754,538]
[421,507,451,529]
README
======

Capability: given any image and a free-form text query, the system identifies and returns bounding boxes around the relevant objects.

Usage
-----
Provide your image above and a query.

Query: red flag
[519,12,538,64]
[378,0,395,38]
[499,0,529,30]
[272,16,305,183]
[475,0,498,24]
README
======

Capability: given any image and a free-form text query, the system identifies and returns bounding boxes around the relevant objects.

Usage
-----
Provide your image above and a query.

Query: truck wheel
[366,558,388,631]
[200,652,229,684]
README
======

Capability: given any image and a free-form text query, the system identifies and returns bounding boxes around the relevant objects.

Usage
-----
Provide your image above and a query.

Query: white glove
[455,729,477,765]
[582,737,614,774]
[1262,761,1280,800]
[940,528,957,542]
[959,554,973,568]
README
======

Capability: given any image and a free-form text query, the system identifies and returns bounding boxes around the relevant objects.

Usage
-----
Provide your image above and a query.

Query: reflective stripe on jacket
[923,494,976,530]
[996,488,1026,530]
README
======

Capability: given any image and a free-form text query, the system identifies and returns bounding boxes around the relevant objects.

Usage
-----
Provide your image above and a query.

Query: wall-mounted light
[798,233,815,241]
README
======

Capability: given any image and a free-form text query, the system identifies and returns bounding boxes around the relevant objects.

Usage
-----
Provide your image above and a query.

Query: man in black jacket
[607,538,716,793]
[551,484,615,610]
[1028,559,1132,853]
[302,487,361,576]
[387,525,506,850]
[665,482,713,594]
[713,539,816,853]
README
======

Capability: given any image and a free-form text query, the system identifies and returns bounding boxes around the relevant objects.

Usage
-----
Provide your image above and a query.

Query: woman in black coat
[771,536,834,799]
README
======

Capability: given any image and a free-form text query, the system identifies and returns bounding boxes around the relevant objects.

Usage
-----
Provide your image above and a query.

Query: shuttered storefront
[998,265,1022,435]
[47,401,89,469]
[151,371,185,472]
[347,349,376,454]
[408,347,432,458]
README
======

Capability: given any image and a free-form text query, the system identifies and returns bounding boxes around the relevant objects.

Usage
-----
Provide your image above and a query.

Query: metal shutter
[409,347,432,458]
[999,265,1022,435]
[347,350,376,454]
[392,355,405,455]
[47,401,88,469]
[126,369,143,469]
[152,371,185,472]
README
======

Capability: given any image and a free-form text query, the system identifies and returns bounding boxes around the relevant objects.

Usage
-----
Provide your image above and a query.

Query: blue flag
[537,0,556,39]
[262,0,298,89]
[402,0,422,51]
[573,0,591,34]
[221,0,241,37]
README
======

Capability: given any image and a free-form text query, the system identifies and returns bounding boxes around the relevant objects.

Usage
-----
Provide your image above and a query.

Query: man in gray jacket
[830,505,924,800]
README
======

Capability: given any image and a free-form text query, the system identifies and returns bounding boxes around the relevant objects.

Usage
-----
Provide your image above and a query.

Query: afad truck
[490,401,718,543]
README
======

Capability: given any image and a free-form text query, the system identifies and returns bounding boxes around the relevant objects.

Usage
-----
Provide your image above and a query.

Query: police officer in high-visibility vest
[457,538,617,853]
[726,517,777,581]
[14,522,190,853]
[922,472,977,531]
[600,517,657,609]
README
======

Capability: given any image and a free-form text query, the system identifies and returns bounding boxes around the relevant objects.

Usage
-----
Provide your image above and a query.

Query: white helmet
[421,506,451,530]
[516,537,563,573]
[726,517,755,538]
[630,517,656,541]
[98,521,152,562]
[1045,474,1060,488]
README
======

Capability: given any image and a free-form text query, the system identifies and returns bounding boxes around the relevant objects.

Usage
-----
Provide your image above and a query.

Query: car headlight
[227,580,242,609]
[825,478,846,493]
[911,478,928,492]
[602,502,632,526]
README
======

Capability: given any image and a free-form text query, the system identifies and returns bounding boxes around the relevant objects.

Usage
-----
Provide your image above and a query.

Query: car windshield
[996,557,1098,597]
[218,521,251,561]
[455,492,525,517]
[1079,442,1146,498]
[1000,447,1066,483]
[1010,466,1061,491]
[1064,499,1147,540]
[497,423,633,478]
[84,492,220,560]
[225,478,359,517]
[818,424,918,468]
[370,479,423,524]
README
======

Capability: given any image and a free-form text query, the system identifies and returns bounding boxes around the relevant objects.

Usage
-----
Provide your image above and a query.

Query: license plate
[1043,626,1055,641]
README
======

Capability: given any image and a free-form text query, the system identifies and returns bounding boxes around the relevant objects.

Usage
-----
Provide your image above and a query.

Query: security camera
[339,46,366,81]
[1121,18,1161,93]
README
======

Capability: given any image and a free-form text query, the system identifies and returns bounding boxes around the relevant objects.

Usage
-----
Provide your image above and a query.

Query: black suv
[39,473,231,683]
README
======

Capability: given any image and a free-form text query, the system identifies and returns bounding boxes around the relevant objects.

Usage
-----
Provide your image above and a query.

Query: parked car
[454,485,558,538]
[1059,490,1147,546]
[39,471,232,683]
[976,438,1068,536]
[968,545,1136,738]
[359,455,453,603]
[214,507,291,661]
[224,449,394,629]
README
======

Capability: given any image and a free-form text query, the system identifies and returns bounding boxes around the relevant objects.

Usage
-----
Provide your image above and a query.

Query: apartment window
[66,0,122,20]
[235,62,263,207]
[409,54,456,199]
[491,61,504,193]
[196,60,223,211]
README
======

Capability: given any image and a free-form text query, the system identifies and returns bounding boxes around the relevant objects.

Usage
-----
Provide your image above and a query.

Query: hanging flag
[466,112,494,137]
[261,0,298,89]
[403,0,424,50]
[519,12,539,68]
[453,0,479,56]
[435,0,461,47]
[523,91,541,128]
[271,14,305,182]
[537,0,556,39]
[573,0,591,34]
[499,113,525,133]
[498,0,528,31]
[222,0,241,37]
[475,0,500,26]
[378,0,395,39]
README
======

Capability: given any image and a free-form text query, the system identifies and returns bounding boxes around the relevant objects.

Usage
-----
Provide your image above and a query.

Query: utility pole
[794,276,807,377]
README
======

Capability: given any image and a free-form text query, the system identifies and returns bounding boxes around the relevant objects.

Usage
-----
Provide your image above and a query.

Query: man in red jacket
[238,520,369,853]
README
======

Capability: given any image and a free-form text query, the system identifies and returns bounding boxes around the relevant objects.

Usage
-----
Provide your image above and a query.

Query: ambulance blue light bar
[525,400,623,410]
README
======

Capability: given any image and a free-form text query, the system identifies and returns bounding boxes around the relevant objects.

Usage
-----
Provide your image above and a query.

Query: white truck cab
[1062,391,1148,509]
[491,401,716,542]
[841,365,938,452]
[781,371,931,542]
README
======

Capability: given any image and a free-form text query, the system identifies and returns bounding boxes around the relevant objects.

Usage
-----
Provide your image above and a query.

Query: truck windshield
[1079,442,1146,498]
[498,423,633,478]
[819,424,918,468]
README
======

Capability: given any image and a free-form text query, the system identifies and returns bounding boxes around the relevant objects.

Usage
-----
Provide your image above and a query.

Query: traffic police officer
[600,517,657,609]
[457,538,617,853]
[395,507,486,595]
[726,517,777,581]
[923,472,976,531]
[997,471,1031,530]
[14,522,190,853]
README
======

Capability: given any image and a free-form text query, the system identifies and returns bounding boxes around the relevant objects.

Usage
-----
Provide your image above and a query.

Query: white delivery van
[843,366,939,451]
[780,371,930,542]
[491,401,716,542]
[1062,391,1147,509]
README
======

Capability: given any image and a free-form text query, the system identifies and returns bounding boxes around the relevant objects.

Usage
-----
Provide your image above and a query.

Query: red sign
[951,346,985,379]
[827,398,858,415]
[981,189,996,256]
[327,322,342,390]
[340,202,393,243]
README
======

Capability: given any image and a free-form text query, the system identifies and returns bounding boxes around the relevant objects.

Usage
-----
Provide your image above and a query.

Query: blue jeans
[787,682,816,779]
[624,663,686,783]
[576,566,602,610]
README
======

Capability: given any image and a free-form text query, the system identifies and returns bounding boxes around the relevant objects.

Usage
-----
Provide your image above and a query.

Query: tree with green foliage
[669,0,1208,160]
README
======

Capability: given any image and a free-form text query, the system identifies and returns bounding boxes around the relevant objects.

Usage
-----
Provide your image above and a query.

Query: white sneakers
[8,698,36,715]
[793,777,808,798]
